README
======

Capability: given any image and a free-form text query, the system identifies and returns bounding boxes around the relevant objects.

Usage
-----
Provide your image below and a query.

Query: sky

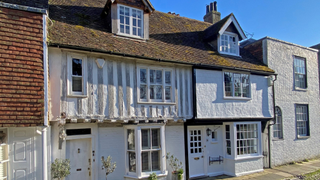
[152,0,320,47]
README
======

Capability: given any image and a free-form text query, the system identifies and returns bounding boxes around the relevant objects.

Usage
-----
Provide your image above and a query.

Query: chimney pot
[168,12,171,14]
[206,5,210,14]
[214,1,217,11]
[210,2,213,12]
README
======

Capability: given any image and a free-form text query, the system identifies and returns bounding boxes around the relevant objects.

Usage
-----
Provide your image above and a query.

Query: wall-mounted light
[206,128,212,136]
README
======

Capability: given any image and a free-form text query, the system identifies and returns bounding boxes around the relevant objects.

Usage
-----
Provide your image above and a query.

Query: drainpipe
[268,74,277,168]
[42,12,49,180]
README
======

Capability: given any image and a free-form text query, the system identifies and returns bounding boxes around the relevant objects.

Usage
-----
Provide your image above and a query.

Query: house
[187,4,275,179]
[47,0,275,179]
[244,37,320,167]
[0,0,49,179]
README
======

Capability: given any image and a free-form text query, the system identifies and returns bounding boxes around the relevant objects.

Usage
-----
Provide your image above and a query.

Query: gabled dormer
[102,0,154,40]
[204,2,246,56]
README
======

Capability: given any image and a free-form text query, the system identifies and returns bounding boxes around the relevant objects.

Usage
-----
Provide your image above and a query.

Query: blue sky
[152,0,320,47]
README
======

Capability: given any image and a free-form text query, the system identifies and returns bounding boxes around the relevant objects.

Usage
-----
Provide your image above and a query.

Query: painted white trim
[207,171,224,177]
[218,15,246,40]
[67,53,88,97]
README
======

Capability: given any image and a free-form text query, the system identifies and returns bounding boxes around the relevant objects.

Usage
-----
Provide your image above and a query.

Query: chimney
[203,1,221,24]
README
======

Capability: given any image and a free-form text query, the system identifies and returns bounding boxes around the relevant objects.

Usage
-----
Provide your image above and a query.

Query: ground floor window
[296,104,309,137]
[125,125,165,178]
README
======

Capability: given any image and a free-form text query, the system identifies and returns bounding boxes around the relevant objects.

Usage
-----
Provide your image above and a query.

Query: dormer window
[118,4,143,38]
[219,32,239,56]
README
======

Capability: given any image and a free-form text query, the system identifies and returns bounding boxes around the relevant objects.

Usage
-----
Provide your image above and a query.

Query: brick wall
[0,7,44,127]
[0,0,48,9]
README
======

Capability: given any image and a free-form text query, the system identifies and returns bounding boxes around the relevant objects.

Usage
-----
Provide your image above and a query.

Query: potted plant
[101,155,117,180]
[166,153,184,180]
[51,158,71,180]
[148,172,158,180]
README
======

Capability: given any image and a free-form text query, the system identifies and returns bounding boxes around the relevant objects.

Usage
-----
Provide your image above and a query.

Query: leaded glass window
[224,72,250,98]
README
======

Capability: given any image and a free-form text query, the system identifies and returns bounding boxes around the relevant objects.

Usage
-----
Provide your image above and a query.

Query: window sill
[115,33,146,41]
[297,135,310,139]
[223,97,251,101]
[137,101,176,105]
[219,51,240,57]
[67,94,88,98]
[124,171,167,179]
[234,155,263,161]
[272,138,284,141]
[295,87,308,92]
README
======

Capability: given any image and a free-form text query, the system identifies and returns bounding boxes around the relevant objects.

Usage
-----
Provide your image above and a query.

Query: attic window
[118,5,143,38]
[219,32,239,56]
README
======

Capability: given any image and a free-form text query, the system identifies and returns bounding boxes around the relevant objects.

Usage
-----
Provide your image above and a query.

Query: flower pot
[172,172,184,180]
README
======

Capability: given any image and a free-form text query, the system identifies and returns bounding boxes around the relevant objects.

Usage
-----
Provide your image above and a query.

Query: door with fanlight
[188,127,205,178]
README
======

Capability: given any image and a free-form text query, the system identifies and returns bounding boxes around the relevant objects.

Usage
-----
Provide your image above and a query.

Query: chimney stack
[203,1,221,24]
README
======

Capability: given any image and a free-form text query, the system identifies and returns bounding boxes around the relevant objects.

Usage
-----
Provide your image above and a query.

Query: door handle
[194,157,200,160]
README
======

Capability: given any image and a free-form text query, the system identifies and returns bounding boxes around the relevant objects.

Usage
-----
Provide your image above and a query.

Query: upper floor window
[273,106,283,139]
[67,53,87,97]
[296,104,309,137]
[224,72,250,98]
[118,5,143,38]
[219,32,239,56]
[138,66,173,103]
[294,57,307,89]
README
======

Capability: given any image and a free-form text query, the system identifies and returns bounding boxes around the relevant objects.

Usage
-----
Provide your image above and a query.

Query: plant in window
[166,153,184,180]
[51,158,71,180]
[148,172,158,180]
[101,155,117,180]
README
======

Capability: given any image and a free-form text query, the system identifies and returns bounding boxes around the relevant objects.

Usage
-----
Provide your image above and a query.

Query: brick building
[0,0,49,179]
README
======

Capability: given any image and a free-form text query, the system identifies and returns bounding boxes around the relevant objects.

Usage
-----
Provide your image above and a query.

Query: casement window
[219,32,239,56]
[125,126,166,178]
[118,5,143,38]
[273,106,283,139]
[224,72,250,98]
[236,123,258,156]
[296,104,309,137]
[67,53,87,96]
[294,57,307,89]
[225,125,231,155]
[138,66,173,103]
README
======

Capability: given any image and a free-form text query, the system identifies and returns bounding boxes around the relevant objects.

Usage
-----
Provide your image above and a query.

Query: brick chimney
[203,1,221,24]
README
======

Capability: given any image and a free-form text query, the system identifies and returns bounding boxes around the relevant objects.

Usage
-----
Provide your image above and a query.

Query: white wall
[48,48,193,122]
[265,38,320,166]
[196,69,273,118]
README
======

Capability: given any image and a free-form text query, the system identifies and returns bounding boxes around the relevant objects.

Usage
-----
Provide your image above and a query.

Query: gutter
[42,12,49,180]
[49,44,276,76]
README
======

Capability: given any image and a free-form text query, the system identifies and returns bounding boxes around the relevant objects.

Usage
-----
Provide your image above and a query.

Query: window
[296,105,309,137]
[273,107,283,139]
[118,5,143,38]
[67,53,87,96]
[219,33,239,56]
[138,66,173,103]
[236,123,258,156]
[294,57,307,89]
[225,125,231,155]
[224,72,250,98]
[0,130,8,180]
[189,130,202,154]
[125,126,165,178]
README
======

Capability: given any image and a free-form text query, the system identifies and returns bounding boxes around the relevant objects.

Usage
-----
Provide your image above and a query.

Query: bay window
[125,126,166,178]
[138,66,173,103]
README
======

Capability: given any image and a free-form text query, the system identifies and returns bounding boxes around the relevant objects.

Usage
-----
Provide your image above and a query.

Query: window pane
[141,152,150,172]
[150,70,155,84]
[125,7,129,16]
[150,86,155,99]
[152,129,160,149]
[72,58,82,76]
[120,16,124,24]
[165,86,171,100]
[156,70,162,84]
[155,85,162,99]
[138,29,141,37]
[151,151,160,171]
[224,72,233,96]
[140,69,147,83]
[138,20,141,27]
[132,9,136,17]
[120,6,124,15]
[140,85,147,99]
[133,27,136,35]
[125,25,130,34]
[165,71,171,84]
[127,129,135,150]
[72,77,82,92]
[234,73,241,97]
[120,25,124,33]
[128,152,136,172]
[137,11,141,19]
[142,129,150,149]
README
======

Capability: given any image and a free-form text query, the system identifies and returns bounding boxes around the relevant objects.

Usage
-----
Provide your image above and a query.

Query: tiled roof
[48,0,274,73]
[0,0,48,9]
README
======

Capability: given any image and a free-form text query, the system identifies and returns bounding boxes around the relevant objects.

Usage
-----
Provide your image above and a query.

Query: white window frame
[273,106,283,139]
[234,122,260,158]
[124,125,166,179]
[294,56,307,89]
[67,53,87,97]
[295,104,309,137]
[117,4,144,38]
[137,66,175,104]
[223,71,251,99]
[0,128,8,180]
[218,32,239,56]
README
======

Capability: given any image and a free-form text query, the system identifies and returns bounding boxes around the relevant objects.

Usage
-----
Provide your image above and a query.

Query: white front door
[66,138,92,180]
[9,128,36,180]
[188,127,205,178]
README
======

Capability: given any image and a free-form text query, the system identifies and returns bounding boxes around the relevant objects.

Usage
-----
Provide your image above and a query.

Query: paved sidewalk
[198,158,320,180]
